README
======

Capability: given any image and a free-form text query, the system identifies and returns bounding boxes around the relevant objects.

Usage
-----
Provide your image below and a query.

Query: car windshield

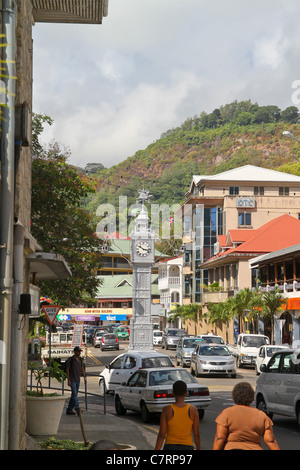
[199,345,231,356]
[167,330,185,337]
[154,331,162,337]
[141,356,173,368]
[201,336,224,344]
[266,347,284,357]
[149,369,197,385]
[183,338,202,348]
[242,336,268,347]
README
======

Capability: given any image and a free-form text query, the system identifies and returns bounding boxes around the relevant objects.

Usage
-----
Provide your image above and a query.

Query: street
[82,341,300,451]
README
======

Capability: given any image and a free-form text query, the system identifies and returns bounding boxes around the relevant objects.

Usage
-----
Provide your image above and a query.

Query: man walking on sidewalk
[65,346,87,415]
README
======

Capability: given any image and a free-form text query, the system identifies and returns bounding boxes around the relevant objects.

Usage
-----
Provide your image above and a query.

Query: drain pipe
[0,0,16,450]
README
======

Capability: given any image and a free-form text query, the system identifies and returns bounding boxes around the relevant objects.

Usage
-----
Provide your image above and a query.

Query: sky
[32,0,300,169]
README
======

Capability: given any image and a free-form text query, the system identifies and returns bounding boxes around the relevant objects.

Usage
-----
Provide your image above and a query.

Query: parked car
[153,330,163,346]
[99,351,174,394]
[114,367,211,423]
[115,326,130,340]
[197,334,225,345]
[255,349,300,428]
[175,336,204,367]
[190,343,236,378]
[93,330,106,347]
[161,328,186,349]
[255,345,289,374]
[100,333,119,351]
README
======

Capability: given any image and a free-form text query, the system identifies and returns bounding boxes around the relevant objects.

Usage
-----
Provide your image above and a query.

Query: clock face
[136,241,151,257]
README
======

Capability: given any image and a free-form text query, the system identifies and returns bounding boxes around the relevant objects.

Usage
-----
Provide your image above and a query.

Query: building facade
[0,0,108,450]
[179,165,300,305]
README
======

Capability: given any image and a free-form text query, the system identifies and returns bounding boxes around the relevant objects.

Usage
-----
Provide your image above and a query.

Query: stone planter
[26,395,66,436]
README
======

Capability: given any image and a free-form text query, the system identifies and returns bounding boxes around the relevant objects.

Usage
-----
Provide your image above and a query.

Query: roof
[32,0,108,24]
[96,274,160,298]
[204,215,300,265]
[249,243,300,267]
[188,165,300,194]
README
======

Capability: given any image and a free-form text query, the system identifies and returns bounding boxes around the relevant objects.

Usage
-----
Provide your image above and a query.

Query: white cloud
[32,0,300,168]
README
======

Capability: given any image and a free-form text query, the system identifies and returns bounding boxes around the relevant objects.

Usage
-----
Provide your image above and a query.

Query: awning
[31,0,109,24]
[27,252,72,281]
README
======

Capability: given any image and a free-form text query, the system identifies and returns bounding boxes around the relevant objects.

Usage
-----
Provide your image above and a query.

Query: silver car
[190,343,236,378]
[114,367,211,423]
[255,349,300,428]
[100,333,119,351]
[175,336,204,367]
[161,328,186,350]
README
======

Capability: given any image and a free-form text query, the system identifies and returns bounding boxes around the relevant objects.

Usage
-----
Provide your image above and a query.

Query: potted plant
[26,362,67,436]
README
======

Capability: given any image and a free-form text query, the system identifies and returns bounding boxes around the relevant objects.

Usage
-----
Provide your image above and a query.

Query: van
[255,349,300,428]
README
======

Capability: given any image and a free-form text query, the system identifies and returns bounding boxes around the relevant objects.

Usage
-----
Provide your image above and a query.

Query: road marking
[87,349,102,365]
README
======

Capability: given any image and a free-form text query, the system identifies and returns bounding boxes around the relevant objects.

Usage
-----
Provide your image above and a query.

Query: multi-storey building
[179,165,300,304]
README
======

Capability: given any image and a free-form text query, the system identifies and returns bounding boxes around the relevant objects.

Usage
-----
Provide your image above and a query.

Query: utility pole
[0,0,16,450]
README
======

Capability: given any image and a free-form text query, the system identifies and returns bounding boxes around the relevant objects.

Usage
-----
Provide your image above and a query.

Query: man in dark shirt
[66,346,87,415]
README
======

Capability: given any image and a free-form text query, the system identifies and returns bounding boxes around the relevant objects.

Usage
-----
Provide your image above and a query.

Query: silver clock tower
[129,190,155,351]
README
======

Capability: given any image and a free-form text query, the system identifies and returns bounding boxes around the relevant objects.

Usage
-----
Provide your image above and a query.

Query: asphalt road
[84,341,300,451]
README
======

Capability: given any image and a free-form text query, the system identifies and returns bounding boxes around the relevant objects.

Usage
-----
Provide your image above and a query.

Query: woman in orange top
[155,380,200,450]
[213,382,279,450]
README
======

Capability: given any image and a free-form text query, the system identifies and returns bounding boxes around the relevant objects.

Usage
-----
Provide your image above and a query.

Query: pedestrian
[213,382,279,450]
[65,346,87,416]
[155,380,200,450]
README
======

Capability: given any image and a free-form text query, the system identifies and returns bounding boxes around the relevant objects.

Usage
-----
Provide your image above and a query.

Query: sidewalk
[26,400,158,450]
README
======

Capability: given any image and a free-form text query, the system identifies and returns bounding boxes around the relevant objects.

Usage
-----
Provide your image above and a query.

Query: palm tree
[170,304,201,335]
[261,288,287,343]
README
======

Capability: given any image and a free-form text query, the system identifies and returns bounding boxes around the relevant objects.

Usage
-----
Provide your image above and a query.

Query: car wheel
[257,395,273,419]
[141,402,152,423]
[190,363,195,376]
[237,356,243,368]
[115,395,127,416]
[99,377,108,396]
[198,409,205,420]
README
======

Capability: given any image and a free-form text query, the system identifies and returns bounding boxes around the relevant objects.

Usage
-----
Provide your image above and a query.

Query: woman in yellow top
[155,380,200,450]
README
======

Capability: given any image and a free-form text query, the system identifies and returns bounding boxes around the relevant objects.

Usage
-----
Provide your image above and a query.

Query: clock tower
[129,190,155,351]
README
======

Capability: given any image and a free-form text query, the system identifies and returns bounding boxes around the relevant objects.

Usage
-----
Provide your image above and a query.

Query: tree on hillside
[31,113,103,307]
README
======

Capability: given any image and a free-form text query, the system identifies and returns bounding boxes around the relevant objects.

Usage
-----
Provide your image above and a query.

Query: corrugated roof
[96,274,160,298]
[32,0,108,24]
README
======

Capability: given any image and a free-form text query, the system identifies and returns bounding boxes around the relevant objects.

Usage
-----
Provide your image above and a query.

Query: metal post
[0,0,16,450]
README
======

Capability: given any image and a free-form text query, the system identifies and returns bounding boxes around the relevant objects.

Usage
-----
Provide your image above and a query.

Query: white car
[190,343,236,378]
[255,349,300,428]
[99,351,173,394]
[153,330,163,346]
[114,367,211,423]
[255,345,289,374]
[197,334,225,345]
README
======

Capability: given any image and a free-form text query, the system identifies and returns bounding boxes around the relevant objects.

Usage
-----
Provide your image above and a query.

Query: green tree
[170,304,201,335]
[260,288,287,343]
[31,114,103,307]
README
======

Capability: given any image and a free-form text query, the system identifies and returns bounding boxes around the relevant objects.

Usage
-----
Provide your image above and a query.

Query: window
[279,187,289,196]
[229,186,239,195]
[268,353,281,372]
[124,356,136,369]
[238,212,251,226]
[254,186,264,195]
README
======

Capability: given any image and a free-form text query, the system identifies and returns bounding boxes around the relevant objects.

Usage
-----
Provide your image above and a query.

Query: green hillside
[83,100,300,219]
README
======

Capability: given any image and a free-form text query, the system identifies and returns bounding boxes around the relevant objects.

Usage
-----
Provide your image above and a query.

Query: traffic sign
[57,314,71,322]
[42,305,61,325]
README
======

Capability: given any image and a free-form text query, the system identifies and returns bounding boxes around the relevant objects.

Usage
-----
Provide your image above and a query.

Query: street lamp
[282,131,300,143]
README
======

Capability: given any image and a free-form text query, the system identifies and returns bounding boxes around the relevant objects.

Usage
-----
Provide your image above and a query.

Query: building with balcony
[178,164,300,304]
[250,244,300,346]
[158,255,183,326]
